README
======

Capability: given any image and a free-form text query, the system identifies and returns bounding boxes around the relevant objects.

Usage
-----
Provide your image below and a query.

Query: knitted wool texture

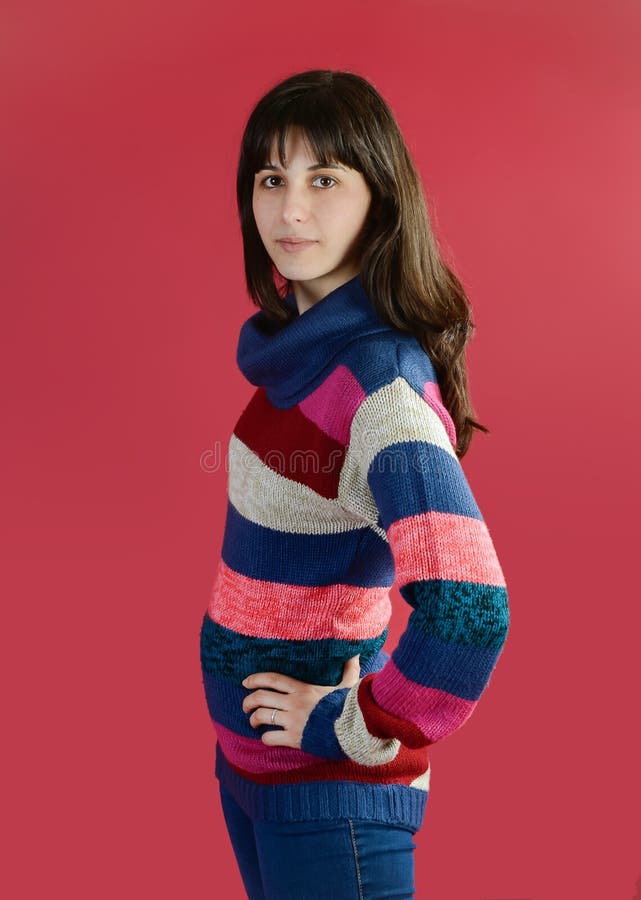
[199,273,510,830]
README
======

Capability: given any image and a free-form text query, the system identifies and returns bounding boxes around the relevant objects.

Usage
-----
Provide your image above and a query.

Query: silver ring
[271,708,277,726]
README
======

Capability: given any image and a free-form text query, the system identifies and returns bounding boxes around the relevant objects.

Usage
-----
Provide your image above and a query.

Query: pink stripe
[389,511,507,587]
[370,660,477,742]
[298,365,365,444]
[213,721,325,773]
[209,560,392,640]
[423,380,457,449]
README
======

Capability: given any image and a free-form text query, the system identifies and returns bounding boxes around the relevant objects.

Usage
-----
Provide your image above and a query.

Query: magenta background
[2,1,640,897]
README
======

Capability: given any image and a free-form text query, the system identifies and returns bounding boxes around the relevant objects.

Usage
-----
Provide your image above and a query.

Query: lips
[277,238,317,252]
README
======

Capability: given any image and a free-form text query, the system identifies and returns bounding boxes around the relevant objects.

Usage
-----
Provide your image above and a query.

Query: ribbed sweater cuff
[300,687,350,759]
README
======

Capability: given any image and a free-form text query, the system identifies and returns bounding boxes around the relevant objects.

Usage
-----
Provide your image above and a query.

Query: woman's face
[252,126,372,312]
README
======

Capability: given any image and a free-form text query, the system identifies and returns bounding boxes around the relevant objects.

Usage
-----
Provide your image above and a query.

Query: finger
[261,727,300,749]
[248,707,289,729]
[339,654,361,686]
[242,672,298,693]
[242,689,288,714]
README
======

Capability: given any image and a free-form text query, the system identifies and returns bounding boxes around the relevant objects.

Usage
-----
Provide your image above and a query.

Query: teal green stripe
[400,580,509,650]
[200,614,388,684]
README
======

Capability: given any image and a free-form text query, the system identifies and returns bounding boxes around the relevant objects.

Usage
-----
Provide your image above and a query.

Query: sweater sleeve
[300,375,510,764]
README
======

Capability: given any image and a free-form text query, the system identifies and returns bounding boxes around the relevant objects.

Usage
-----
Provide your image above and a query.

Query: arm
[301,375,510,763]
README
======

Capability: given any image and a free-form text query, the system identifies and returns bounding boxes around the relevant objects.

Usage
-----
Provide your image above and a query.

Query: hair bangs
[250,97,363,174]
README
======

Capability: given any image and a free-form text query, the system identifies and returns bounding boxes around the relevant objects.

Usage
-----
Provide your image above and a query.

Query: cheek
[252,190,264,216]
[252,212,266,242]
[332,205,369,241]
[252,195,274,234]
[251,194,260,223]
[349,200,373,240]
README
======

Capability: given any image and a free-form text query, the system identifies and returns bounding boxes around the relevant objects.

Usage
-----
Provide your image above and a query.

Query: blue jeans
[219,783,418,899]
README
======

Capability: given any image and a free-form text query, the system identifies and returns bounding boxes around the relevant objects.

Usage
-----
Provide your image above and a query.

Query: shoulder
[340,332,458,452]
[298,331,457,452]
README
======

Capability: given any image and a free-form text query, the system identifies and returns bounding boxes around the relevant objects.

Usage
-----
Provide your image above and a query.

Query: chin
[275,266,326,282]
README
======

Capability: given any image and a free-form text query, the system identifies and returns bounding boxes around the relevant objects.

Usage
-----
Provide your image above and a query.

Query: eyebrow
[256,163,348,174]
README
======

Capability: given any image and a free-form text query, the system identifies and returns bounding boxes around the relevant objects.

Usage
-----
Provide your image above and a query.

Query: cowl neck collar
[236,274,394,407]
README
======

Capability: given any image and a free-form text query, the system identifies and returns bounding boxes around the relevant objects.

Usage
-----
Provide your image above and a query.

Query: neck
[291,263,362,314]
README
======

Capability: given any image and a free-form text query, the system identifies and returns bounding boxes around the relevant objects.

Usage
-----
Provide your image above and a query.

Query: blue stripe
[215,746,429,832]
[368,441,481,529]
[221,501,393,587]
[300,687,350,759]
[396,337,439,392]
[345,526,395,584]
[391,620,503,700]
[201,668,257,738]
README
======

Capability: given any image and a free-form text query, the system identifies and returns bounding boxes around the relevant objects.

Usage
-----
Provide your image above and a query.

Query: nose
[280,183,309,224]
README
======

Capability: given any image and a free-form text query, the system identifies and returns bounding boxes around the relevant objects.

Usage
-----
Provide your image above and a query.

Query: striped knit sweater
[199,273,510,831]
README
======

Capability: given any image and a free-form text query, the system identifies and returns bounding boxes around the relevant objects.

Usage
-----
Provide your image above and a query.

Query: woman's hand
[241,655,361,749]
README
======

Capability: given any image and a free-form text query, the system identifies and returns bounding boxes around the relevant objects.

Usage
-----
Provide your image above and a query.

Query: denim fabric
[219,783,418,899]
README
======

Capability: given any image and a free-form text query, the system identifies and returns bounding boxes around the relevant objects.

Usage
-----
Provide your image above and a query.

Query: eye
[312,175,337,188]
[259,175,284,189]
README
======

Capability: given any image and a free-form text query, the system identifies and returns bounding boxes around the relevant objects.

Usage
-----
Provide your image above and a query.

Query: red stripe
[223,741,430,787]
[234,387,346,498]
[358,674,429,748]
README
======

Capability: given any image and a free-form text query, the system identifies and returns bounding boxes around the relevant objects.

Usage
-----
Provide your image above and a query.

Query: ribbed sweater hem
[214,743,428,833]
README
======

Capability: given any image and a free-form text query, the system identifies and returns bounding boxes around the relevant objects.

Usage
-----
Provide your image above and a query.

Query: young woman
[199,69,510,899]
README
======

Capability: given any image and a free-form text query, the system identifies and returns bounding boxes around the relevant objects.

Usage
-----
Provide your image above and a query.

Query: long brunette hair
[236,69,489,457]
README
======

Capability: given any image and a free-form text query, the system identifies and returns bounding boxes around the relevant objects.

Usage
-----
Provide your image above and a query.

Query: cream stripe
[409,765,431,791]
[229,434,368,535]
[338,377,456,524]
[334,682,401,766]
[350,376,457,467]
